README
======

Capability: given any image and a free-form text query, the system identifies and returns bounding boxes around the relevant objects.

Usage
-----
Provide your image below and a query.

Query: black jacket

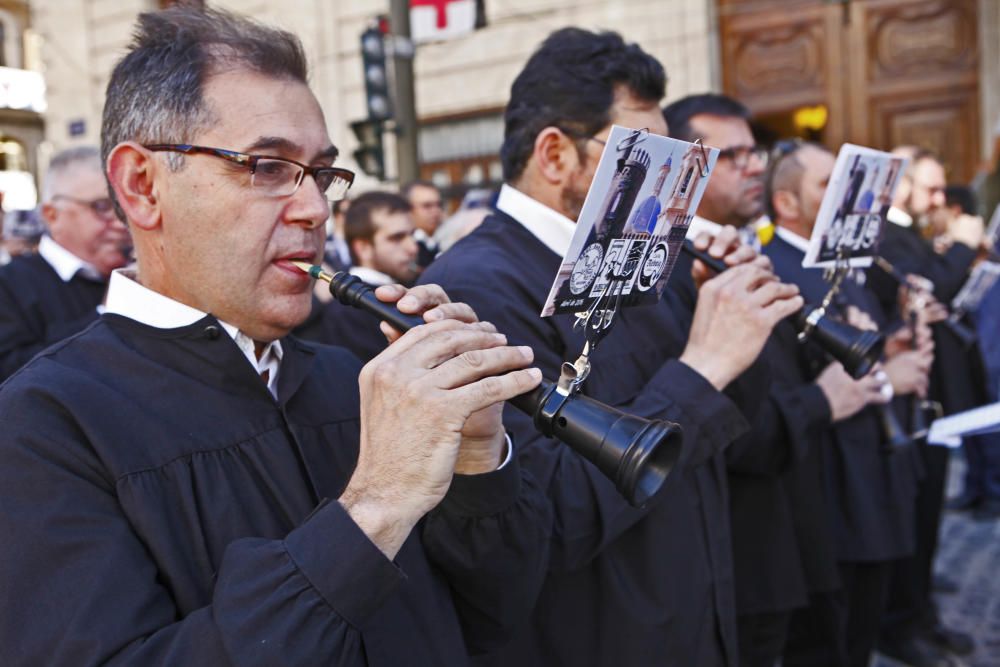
[765,235,918,563]
[421,211,749,667]
[0,315,552,666]
[0,252,105,380]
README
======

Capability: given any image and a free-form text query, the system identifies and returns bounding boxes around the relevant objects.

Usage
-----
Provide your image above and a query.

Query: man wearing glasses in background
[0,145,130,381]
[0,7,551,666]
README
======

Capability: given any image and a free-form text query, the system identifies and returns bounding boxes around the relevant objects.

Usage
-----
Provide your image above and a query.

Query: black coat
[668,254,820,614]
[0,252,105,381]
[0,315,552,666]
[420,211,750,667]
[295,297,388,364]
[764,235,918,563]
[869,222,988,415]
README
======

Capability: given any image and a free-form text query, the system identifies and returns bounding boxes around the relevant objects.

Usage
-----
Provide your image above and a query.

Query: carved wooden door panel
[718,0,981,181]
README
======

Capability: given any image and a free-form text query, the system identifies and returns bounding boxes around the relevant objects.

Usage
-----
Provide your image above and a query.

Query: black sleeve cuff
[284,498,405,629]
[438,444,522,517]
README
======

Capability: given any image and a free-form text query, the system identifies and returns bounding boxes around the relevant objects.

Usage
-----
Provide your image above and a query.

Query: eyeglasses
[717,144,769,171]
[51,194,116,217]
[143,144,355,201]
[555,126,608,148]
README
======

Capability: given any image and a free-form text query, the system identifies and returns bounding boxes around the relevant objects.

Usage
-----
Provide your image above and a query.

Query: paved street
[875,452,1000,667]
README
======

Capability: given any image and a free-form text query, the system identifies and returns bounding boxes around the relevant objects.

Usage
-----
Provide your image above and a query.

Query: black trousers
[882,441,948,638]
[785,562,891,667]
[737,610,790,667]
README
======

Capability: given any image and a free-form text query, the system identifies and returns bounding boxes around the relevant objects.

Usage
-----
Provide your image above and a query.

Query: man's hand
[816,362,889,422]
[372,283,525,474]
[339,283,542,559]
[680,257,803,390]
[882,326,934,398]
[689,226,760,290]
[948,213,985,250]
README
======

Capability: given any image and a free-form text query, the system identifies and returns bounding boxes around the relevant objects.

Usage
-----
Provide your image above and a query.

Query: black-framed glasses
[717,144,769,170]
[51,194,116,218]
[143,144,355,201]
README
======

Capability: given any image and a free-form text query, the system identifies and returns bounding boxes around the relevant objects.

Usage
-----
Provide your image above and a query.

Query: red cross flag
[410,0,483,43]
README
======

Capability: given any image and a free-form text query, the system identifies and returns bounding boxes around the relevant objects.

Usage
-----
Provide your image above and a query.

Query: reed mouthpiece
[290,261,331,283]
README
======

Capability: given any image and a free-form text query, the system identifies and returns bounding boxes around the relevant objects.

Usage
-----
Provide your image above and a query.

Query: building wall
[32,0,718,184]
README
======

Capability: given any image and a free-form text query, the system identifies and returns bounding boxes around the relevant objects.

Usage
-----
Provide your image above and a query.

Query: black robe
[666,252,827,618]
[764,235,918,562]
[0,252,105,381]
[0,314,552,666]
[420,211,749,667]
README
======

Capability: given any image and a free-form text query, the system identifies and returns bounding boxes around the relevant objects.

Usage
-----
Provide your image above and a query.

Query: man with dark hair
[663,97,833,667]
[307,190,419,362]
[763,141,926,667]
[402,179,443,268]
[664,94,767,233]
[0,145,130,381]
[422,28,803,666]
[0,8,552,666]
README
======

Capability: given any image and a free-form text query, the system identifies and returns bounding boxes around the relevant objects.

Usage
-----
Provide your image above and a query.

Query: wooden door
[718,0,981,182]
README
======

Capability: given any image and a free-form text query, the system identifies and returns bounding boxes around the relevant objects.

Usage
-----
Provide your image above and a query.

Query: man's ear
[532,127,579,186]
[106,142,162,231]
[350,238,373,267]
[772,190,800,221]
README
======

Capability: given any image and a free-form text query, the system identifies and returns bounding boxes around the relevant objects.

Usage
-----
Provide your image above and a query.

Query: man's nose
[286,174,332,229]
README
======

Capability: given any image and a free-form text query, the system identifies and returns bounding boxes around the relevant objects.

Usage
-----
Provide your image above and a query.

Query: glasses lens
[314,168,354,201]
[91,198,115,215]
[252,158,302,196]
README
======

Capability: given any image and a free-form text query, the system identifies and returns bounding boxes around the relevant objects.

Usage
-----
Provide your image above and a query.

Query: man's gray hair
[100,6,309,219]
[42,145,101,203]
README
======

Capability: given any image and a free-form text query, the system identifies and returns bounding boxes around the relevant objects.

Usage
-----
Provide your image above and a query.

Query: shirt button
[203,324,221,340]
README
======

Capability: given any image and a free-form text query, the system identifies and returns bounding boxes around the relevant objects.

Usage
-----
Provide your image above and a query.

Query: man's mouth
[275,252,319,275]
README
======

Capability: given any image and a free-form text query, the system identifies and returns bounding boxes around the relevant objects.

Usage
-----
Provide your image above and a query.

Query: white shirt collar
[104,269,283,398]
[496,184,576,257]
[349,265,395,286]
[888,206,913,228]
[773,225,811,253]
[38,235,102,282]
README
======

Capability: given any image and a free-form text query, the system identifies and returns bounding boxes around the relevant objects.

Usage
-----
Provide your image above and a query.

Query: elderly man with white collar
[0,145,129,381]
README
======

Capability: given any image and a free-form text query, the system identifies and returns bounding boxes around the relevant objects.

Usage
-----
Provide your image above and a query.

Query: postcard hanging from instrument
[542,126,719,317]
[802,144,908,269]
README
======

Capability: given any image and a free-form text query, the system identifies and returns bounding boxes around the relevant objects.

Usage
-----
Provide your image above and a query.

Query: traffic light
[351,118,385,181]
[360,26,393,122]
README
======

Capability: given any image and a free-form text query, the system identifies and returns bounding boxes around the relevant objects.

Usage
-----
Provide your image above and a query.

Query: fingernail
[528,367,542,380]
[494,333,507,344]
[425,309,442,321]
[518,345,532,359]
[398,296,417,309]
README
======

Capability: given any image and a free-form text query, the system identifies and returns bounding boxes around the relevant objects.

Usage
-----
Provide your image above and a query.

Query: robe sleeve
[421,446,552,654]
[0,386,405,667]
[723,325,831,475]
[428,275,747,574]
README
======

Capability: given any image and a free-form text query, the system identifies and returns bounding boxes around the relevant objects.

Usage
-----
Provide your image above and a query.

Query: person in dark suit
[0,8,551,665]
[0,146,130,381]
[872,148,982,665]
[421,28,803,667]
[764,141,928,667]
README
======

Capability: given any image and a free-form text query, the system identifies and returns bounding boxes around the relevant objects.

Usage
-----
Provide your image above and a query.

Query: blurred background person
[403,179,444,269]
[2,209,44,260]
[0,146,129,381]
[298,191,418,362]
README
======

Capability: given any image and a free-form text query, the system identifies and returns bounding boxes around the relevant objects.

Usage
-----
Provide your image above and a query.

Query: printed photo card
[542,126,718,317]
